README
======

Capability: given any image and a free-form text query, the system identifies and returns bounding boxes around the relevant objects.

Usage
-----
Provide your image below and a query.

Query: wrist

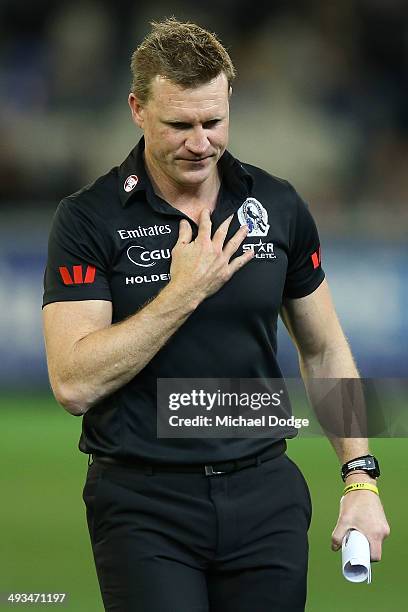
[160,282,202,313]
[343,481,379,497]
[344,471,377,484]
[341,454,380,482]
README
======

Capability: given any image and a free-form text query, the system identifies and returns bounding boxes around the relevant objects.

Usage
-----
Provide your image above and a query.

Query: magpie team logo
[124,174,139,193]
[237,198,270,237]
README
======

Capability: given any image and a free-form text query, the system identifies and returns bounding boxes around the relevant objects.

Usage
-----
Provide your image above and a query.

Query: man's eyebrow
[163,120,192,125]
[162,118,223,126]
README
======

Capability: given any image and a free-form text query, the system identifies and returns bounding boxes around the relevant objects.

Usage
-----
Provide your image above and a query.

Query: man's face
[129,72,230,188]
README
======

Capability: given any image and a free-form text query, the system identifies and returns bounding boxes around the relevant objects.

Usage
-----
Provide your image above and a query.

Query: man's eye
[169,120,220,129]
[204,120,220,128]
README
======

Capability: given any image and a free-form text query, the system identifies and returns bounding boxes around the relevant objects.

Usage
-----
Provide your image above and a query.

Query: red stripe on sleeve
[73,265,83,284]
[84,265,96,284]
[59,267,73,285]
[311,251,320,269]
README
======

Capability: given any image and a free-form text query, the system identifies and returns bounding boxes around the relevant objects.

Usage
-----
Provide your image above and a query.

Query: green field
[1,393,406,611]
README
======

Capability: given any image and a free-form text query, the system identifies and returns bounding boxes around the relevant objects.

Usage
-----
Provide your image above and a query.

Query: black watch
[341,455,380,482]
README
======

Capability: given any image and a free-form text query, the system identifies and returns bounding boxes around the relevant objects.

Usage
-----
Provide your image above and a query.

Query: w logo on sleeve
[59,265,96,285]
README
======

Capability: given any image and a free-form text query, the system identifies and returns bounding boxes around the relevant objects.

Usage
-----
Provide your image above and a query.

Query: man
[42,18,389,612]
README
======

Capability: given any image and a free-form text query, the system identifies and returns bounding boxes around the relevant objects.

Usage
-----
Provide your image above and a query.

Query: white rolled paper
[342,529,371,583]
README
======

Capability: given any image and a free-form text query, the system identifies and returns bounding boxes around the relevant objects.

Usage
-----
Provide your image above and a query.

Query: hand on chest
[110,207,288,321]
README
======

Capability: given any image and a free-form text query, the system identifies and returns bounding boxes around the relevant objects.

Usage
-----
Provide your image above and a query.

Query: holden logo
[124,175,139,192]
[127,245,171,267]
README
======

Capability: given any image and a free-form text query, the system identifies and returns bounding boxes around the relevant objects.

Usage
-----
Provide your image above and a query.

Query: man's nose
[185,127,209,155]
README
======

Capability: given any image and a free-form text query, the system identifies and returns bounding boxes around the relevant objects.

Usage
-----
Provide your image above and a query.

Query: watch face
[341,455,380,480]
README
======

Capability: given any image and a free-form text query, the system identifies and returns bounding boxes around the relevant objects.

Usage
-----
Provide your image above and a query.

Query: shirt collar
[118,137,150,208]
[118,136,253,209]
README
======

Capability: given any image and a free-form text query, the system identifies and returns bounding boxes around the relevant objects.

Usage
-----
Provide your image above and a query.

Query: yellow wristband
[343,482,379,496]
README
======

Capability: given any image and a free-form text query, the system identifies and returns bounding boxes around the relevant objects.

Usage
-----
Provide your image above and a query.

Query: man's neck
[143,153,221,220]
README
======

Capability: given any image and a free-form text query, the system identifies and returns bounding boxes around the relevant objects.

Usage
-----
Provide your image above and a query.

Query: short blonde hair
[130,17,236,103]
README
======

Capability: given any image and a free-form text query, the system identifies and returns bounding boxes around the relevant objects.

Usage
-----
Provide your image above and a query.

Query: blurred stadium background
[1,1,407,610]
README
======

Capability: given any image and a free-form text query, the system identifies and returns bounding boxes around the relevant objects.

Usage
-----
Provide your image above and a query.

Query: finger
[331,526,347,552]
[227,248,254,276]
[331,537,342,552]
[176,219,193,245]
[370,540,382,562]
[369,532,386,562]
[223,224,249,260]
[196,209,212,242]
[212,214,234,250]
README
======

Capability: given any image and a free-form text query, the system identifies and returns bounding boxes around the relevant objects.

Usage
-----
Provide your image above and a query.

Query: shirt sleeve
[42,197,112,308]
[283,186,325,299]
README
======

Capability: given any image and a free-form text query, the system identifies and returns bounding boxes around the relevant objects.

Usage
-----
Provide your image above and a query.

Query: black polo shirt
[43,137,324,463]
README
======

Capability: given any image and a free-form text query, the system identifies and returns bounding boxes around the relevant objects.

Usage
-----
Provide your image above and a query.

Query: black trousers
[82,453,312,612]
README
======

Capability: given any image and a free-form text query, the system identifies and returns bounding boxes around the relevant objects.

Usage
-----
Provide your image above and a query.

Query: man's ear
[228,86,233,98]
[128,93,145,129]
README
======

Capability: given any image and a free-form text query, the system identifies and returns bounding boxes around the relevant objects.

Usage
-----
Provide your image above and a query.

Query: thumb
[176,219,193,245]
[331,525,349,552]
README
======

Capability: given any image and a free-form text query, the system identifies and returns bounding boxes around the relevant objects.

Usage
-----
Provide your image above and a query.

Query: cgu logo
[127,245,171,268]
